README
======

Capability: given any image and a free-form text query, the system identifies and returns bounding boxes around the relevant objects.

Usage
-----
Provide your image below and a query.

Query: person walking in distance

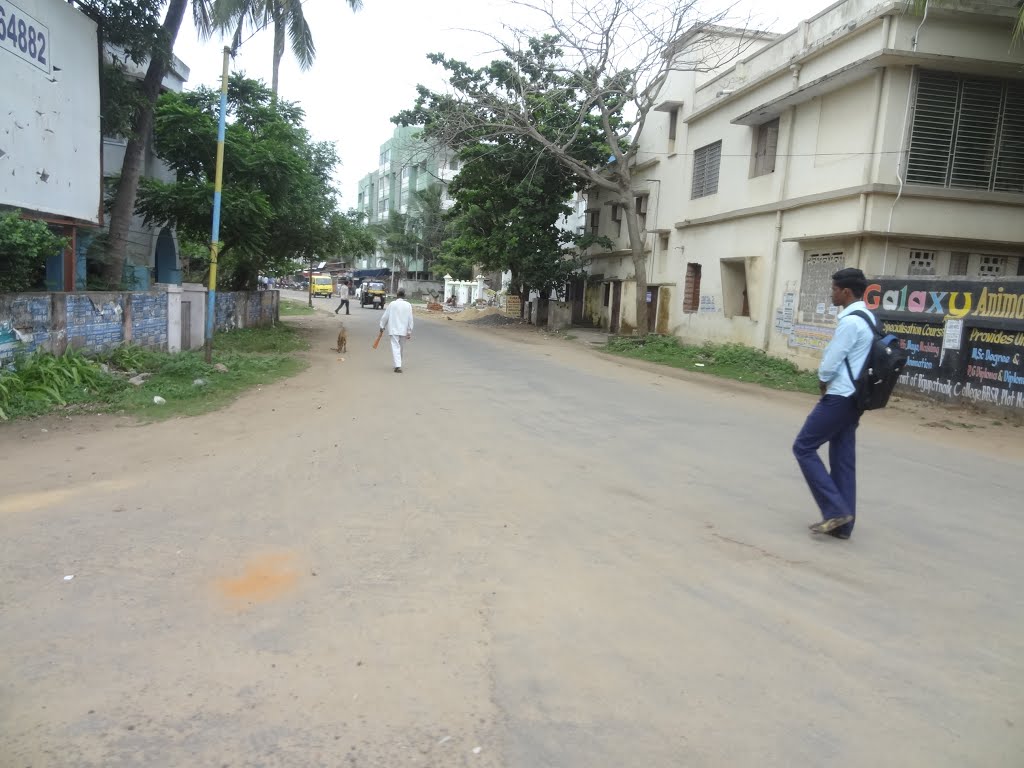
[334,280,351,315]
[793,268,875,540]
[379,288,413,373]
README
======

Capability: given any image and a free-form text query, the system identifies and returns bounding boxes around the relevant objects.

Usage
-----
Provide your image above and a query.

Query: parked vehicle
[360,281,386,309]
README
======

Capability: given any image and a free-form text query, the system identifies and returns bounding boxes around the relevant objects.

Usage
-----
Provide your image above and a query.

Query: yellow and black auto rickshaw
[360,280,387,309]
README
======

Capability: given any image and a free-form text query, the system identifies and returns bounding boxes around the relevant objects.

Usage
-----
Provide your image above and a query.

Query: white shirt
[818,300,876,397]
[380,298,414,337]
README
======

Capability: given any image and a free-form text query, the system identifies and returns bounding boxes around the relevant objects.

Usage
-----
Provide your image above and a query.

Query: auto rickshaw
[360,280,387,309]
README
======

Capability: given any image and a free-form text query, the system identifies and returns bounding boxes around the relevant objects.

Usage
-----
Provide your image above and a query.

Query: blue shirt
[818,301,876,397]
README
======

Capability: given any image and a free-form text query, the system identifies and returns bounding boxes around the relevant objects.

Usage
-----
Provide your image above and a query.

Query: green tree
[100,0,216,286]
[370,211,419,277]
[407,185,447,277]
[397,0,736,334]
[211,0,363,96]
[72,0,167,139]
[134,76,345,289]
[0,212,68,293]
[335,210,378,265]
[442,136,589,317]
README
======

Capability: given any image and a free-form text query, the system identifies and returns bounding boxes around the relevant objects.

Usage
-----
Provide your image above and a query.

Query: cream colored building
[584,0,1024,368]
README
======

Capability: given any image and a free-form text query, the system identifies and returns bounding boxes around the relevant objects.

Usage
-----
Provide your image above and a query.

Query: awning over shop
[353,268,391,278]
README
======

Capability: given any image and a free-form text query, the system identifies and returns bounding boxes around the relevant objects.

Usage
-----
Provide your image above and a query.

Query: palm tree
[103,0,217,284]
[408,185,447,278]
[213,0,363,96]
[370,211,418,278]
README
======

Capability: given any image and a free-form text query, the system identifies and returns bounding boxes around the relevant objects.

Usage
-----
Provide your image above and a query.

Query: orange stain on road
[217,554,298,603]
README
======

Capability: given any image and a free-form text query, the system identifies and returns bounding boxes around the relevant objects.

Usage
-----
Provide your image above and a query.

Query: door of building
[611,281,622,334]
[569,277,585,325]
[181,301,191,349]
[155,228,177,284]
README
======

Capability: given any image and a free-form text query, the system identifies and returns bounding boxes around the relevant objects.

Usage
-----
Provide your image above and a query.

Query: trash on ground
[63,575,74,581]
[192,378,207,387]
[153,396,167,405]
[694,363,705,367]
[472,746,482,754]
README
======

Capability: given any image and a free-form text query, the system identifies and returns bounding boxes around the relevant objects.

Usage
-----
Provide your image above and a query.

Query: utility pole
[307,256,314,308]
[204,46,231,364]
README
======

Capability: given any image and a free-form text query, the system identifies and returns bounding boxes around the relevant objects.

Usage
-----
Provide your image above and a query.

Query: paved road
[1,300,1022,767]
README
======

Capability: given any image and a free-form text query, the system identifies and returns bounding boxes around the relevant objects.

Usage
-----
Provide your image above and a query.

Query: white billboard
[0,0,100,223]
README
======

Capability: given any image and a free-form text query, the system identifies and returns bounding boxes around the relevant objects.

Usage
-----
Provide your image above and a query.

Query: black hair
[832,267,867,299]
[397,288,406,298]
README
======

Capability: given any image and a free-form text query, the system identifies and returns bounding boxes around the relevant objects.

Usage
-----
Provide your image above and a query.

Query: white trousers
[389,335,405,368]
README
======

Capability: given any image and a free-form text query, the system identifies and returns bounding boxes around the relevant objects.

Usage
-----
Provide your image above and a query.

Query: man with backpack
[793,267,877,540]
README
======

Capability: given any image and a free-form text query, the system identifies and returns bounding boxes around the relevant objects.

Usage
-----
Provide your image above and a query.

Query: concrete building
[0,0,191,292]
[584,0,1024,372]
[0,0,102,291]
[354,125,457,275]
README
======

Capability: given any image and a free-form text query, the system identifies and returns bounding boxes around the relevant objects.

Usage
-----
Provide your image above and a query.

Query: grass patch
[280,299,316,317]
[0,347,123,421]
[208,324,307,354]
[606,335,820,394]
[0,324,308,422]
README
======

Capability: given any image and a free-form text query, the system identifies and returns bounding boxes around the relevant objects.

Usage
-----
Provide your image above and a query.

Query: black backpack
[843,310,908,411]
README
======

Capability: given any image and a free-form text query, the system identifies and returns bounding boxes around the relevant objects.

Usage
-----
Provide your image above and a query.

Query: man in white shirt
[379,288,414,373]
[793,268,876,540]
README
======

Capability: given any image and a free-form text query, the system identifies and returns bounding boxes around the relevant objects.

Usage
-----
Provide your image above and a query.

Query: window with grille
[798,252,845,324]
[588,210,600,235]
[683,263,702,312]
[977,255,1007,276]
[908,250,936,276]
[751,119,779,177]
[691,141,722,199]
[906,70,1024,193]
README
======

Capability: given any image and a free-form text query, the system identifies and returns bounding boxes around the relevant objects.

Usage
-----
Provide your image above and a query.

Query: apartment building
[585,0,1024,373]
[354,125,458,274]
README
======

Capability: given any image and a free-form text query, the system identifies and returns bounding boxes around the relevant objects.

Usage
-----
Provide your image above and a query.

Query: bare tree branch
[397,0,755,334]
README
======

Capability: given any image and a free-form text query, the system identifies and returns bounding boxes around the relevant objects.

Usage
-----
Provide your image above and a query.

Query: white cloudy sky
[171,0,834,207]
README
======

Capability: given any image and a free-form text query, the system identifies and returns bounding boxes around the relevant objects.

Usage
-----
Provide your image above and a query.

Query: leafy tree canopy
[396,34,611,295]
[134,75,349,289]
[0,211,68,293]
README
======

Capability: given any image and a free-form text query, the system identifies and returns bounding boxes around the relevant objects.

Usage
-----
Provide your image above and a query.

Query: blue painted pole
[205,46,231,363]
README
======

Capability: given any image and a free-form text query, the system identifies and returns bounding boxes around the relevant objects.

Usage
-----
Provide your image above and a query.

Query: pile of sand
[468,313,525,327]
[446,306,503,322]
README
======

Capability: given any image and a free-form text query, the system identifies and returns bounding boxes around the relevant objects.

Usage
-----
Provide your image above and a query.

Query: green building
[354,125,458,277]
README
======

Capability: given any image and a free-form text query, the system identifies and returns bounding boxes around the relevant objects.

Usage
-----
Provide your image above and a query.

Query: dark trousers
[335,298,350,314]
[793,394,862,535]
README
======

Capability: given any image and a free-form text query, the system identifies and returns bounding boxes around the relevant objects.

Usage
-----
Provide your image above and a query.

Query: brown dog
[336,324,347,353]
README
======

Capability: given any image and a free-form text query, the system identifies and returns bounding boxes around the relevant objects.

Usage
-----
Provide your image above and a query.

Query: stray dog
[336,323,348,353]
